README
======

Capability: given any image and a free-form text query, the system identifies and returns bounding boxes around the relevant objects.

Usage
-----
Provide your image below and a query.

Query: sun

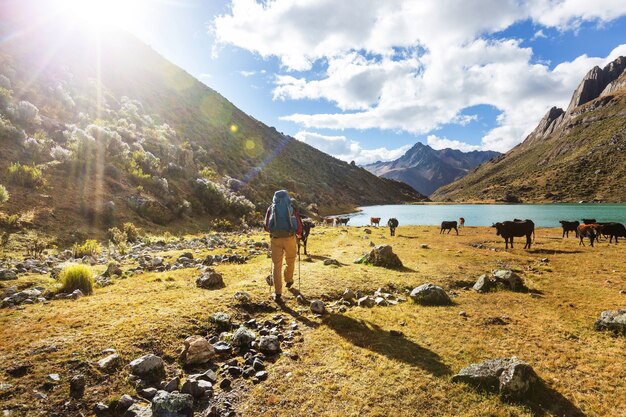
[55,0,146,32]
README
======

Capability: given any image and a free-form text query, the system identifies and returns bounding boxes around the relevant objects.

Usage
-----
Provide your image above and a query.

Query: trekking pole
[298,248,301,292]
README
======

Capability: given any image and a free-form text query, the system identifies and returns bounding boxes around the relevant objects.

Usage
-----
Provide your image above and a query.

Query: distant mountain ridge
[431,56,626,203]
[363,143,500,195]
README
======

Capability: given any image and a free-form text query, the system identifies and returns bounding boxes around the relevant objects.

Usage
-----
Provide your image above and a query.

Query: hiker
[264,190,303,302]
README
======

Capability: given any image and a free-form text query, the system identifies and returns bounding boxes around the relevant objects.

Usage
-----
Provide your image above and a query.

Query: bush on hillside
[50,145,72,162]
[59,264,94,295]
[0,212,20,230]
[123,222,141,243]
[72,239,102,258]
[67,127,96,161]
[107,227,126,245]
[0,184,8,204]
[192,178,255,217]
[7,162,44,188]
[14,100,41,125]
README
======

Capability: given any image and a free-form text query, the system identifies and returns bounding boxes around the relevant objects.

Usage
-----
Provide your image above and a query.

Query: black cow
[297,218,316,255]
[440,221,458,235]
[492,219,535,249]
[582,218,597,225]
[336,217,349,226]
[598,222,626,243]
[559,220,580,238]
[387,218,399,236]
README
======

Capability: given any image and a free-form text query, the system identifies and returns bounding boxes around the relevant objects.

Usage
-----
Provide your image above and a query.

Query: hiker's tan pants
[271,235,297,295]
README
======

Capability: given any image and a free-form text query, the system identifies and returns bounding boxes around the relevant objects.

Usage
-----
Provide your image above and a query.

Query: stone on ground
[195,269,224,289]
[310,300,325,315]
[151,390,193,417]
[594,309,626,335]
[179,335,215,365]
[410,283,452,306]
[365,245,403,268]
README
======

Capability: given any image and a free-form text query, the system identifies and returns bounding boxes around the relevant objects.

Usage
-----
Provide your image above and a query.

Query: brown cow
[323,217,335,226]
[459,217,465,227]
[370,217,381,226]
[577,223,600,247]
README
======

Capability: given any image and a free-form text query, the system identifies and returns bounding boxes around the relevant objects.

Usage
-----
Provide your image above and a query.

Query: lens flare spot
[230,124,238,133]
[245,139,255,150]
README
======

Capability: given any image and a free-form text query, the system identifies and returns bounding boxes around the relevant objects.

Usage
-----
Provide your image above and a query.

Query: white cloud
[240,70,256,77]
[198,73,212,80]
[213,1,626,152]
[426,135,482,152]
[531,29,547,40]
[294,130,411,165]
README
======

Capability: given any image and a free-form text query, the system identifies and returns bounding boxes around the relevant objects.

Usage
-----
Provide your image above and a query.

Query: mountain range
[363,143,500,196]
[431,56,626,203]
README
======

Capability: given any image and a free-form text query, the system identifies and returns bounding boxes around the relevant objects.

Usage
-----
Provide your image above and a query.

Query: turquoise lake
[337,204,626,227]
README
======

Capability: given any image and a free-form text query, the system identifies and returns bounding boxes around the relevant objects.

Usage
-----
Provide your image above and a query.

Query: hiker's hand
[296,234,301,239]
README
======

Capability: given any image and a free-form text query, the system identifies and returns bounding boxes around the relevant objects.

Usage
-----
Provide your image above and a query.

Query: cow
[297,217,316,255]
[577,223,600,247]
[336,217,350,226]
[370,217,381,227]
[598,222,626,243]
[559,220,580,238]
[582,218,597,225]
[323,217,335,226]
[459,217,465,227]
[440,220,458,235]
[492,219,535,249]
[387,218,399,236]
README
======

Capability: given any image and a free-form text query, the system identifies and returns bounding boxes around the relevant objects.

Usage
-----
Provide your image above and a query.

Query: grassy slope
[0,25,424,244]
[431,90,626,203]
[1,226,625,416]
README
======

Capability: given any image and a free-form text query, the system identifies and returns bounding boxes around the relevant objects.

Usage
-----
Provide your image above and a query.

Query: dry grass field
[1,225,625,416]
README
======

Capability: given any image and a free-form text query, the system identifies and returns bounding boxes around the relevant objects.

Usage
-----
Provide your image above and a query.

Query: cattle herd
[315,215,626,251]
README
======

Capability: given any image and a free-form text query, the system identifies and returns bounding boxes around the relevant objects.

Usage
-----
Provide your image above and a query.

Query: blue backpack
[268,190,297,237]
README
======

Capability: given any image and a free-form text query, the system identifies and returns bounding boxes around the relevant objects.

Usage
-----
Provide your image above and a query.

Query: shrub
[123,222,140,243]
[72,239,102,258]
[15,100,41,125]
[7,162,44,188]
[192,178,255,217]
[0,212,20,230]
[107,227,127,245]
[0,184,8,204]
[50,145,72,162]
[25,238,47,257]
[59,264,94,295]
[210,218,235,232]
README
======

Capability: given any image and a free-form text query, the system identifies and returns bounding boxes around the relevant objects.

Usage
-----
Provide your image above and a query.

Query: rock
[179,335,215,365]
[473,274,495,293]
[125,404,153,417]
[255,371,268,381]
[196,269,224,289]
[138,387,158,399]
[69,289,84,300]
[93,403,111,417]
[48,373,61,382]
[97,353,121,372]
[310,300,325,315]
[492,270,525,292]
[357,296,375,308]
[594,309,626,335]
[104,262,123,277]
[258,336,281,355]
[233,291,250,303]
[213,341,232,355]
[151,390,193,417]
[323,258,340,266]
[181,379,212,398]
[219,378,231,390]
[365,245,403,269]
[452,357,537,400]
[420,244,429,249]
[342,288,356,301]
[163,376,180,392]
[0,269,17,281]
[374,296,388,306]
[210,312,231,329]
[69,374,85,399]
[129,354,165,381]
[232,327,256,348]
[410,283,452,306]
[117,394,135,411]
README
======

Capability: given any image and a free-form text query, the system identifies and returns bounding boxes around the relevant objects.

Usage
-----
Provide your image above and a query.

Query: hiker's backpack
[268,190,298,238]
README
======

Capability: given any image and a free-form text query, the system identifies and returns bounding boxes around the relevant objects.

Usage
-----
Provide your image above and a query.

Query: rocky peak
[566,56,626,113]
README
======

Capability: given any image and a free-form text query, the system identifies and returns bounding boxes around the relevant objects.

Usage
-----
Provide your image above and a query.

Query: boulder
[195,269,224,289]
[125,404,153,417]
[104,262,123,277]
[232,327,256,348]
[179,335,215,365]
[342,288,356,301]
[210,312,231,329]
[410,283,451,306]
[473,274,495,293]
[129,354,165,381]
[310,300,326,315]
[594,309,626,335]
[258,336,281,355]
[233,291,250,303]
[357,296,376,308]
[0,269,17,281]
[452,357,538,400]
[365,245,403,269]
[97,353,121,372]
[69,374,85,399]
[151,390,193,417]
[493,270,525,292]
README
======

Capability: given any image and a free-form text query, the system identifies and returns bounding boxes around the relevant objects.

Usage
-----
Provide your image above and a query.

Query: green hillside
[0,23,424,245]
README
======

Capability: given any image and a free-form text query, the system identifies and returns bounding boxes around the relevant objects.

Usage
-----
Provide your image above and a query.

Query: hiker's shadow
[277,293,320,329]
[324,313,451,377]
[520,379,587,417]
[308,254,349,266]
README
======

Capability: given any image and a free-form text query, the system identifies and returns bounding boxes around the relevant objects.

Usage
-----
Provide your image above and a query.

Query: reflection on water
[336,204,626,227]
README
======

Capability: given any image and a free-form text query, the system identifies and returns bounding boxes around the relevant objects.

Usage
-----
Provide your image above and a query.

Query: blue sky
[29,0,626,163]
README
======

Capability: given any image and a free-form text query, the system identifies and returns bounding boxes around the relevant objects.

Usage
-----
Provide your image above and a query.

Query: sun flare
[54,0,146,32]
